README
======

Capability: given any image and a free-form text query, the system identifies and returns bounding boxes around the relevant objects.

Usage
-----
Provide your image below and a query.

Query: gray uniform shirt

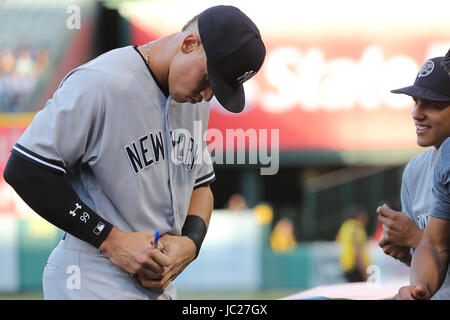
[401,147,450,299]
[430,137,450,220]
[15,45,215,239]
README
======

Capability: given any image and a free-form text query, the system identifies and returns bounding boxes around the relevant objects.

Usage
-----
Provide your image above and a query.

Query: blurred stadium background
[0,0,449,300]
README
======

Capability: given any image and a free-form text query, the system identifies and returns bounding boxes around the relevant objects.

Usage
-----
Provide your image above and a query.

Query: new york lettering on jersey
[124,130,165,174]
[124,128,200,174]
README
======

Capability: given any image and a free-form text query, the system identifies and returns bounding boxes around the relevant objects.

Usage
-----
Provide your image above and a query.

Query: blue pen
[154,230,160,248]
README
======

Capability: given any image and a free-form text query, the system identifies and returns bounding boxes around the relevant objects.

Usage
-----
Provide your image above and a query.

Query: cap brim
[391,85,450,101]
[207,60,245,113]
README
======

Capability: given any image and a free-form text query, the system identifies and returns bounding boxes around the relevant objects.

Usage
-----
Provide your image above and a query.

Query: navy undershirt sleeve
[3,152,113,248]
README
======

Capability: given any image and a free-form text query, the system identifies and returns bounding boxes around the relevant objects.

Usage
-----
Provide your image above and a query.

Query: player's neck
[138,35,178,93]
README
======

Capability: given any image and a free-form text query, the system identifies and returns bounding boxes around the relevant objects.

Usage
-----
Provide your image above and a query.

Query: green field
[0,289,299,300]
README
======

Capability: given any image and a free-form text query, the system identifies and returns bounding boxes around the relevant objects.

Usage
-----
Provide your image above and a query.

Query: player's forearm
[182,185,214,258]
[187,185,214,227]
[410,235,448,297]
[409,228,424,249]
[3,153,113,248]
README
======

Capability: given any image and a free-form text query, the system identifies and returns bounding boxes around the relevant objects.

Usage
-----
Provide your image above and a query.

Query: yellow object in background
[253,204,273,225]
[270,218,296,253]
[336,218,370,272]
[27,218,58,239]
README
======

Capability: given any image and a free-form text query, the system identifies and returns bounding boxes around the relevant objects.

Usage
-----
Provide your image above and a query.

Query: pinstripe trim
[195,171,215,184]
[12,145,66,175]
[194,171,216,187]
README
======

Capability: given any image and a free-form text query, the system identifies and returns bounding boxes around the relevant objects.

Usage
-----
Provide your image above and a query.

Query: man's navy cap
[391,57,450,101]
[198,5,266,113]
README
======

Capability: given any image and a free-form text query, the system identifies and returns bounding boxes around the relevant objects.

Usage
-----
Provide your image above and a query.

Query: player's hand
[395,285,431,300]
[376,204,422,248]
[378,237,411,262]
[137,233,196,291]
[99,227,171,280]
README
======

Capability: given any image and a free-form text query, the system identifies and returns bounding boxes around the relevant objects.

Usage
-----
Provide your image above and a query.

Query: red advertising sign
[0,114,35,218]
[123,0,450,151]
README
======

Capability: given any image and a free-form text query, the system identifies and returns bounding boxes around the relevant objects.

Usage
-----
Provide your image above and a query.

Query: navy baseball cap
[391,57,450,101]
[198,5,266,113]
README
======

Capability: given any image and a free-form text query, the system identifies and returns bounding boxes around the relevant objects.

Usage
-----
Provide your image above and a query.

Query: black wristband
[182,215,207,258]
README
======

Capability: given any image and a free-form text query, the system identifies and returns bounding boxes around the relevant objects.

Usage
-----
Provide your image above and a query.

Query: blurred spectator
[0,46,49,112]
[0,51,16,75]
[15,49,34,77]
[34,48,49,76]
[270,217,296,253]
[336,206,371,282]
[226,193,248,211]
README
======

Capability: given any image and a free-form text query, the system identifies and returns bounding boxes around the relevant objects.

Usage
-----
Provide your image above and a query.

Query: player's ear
[181,33,201,54]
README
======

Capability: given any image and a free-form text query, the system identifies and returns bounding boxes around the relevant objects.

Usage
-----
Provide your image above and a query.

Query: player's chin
[416,135,434,148]
[171,95,183,103]
[172,95,192,104]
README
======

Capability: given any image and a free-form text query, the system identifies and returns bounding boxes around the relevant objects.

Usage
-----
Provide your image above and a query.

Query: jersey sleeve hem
[12,143,67,175]
[193,171,216,189]
[430,202,450,220]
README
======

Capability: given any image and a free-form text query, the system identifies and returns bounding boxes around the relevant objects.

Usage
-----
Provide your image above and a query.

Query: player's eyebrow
[413,98,449,109]
[424,100,448,109]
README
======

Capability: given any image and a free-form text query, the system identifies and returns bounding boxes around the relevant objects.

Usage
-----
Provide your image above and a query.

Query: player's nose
[412,100,425,120]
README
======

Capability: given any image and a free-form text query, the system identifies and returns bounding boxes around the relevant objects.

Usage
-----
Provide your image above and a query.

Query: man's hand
[137,233,196,291]
[378,237,411,264]
[99,227,171,280]
[395,285,431,300]
[376,204,422,248]
[136,185,213,291]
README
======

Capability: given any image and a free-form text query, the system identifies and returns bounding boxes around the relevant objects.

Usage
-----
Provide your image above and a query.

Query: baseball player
[3,5,266,299]
[377,55,450,299]
[396,137,450,299]
[396,50,450,300]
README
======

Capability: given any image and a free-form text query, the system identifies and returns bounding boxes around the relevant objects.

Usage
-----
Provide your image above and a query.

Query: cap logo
[418,60,434,78]
[237,70,256,84]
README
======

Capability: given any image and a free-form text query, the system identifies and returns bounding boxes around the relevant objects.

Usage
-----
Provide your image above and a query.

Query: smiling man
[376,56,450,299]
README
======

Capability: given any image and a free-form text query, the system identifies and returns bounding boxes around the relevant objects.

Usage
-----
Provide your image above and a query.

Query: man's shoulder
[73,46,138,78]
[405,148,436,172]
[438,138,450,163]
[435,139,450,183]
[441,137,450,151]
[65,46,144,93]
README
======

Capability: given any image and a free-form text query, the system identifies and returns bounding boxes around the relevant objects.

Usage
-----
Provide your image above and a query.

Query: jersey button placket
[164,98,177,229]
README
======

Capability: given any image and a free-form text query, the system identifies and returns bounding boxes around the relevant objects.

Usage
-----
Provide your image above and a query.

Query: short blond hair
[181,14,200,32]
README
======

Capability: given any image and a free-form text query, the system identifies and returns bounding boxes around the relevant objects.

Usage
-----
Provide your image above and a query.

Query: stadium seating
[0,0,89,112]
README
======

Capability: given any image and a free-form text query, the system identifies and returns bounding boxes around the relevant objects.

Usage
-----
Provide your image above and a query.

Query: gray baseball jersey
[401,147,450,299]
[14,46,215,299]
[430,137,450,220]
